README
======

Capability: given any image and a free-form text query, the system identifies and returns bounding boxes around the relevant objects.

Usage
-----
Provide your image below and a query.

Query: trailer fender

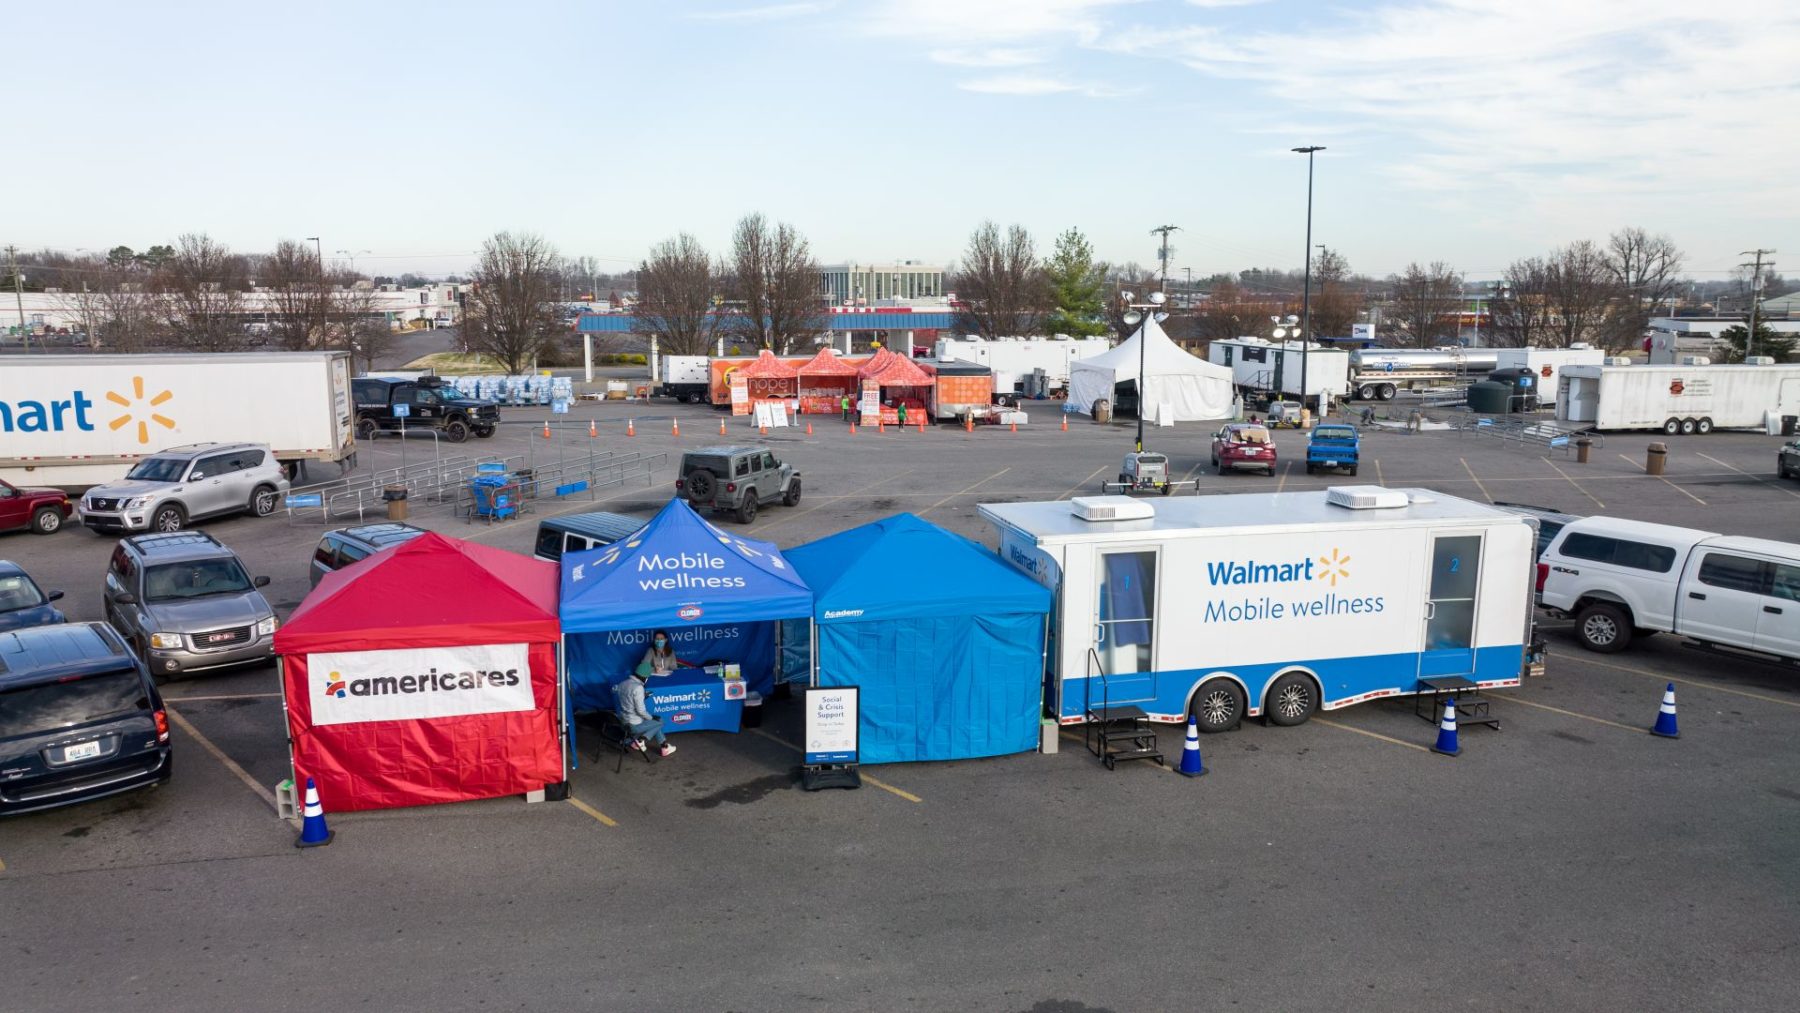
[1182,673,1251,731]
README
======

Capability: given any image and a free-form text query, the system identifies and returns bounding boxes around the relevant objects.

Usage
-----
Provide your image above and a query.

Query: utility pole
[1150,225,1180,293]
[1740,248,1776,360]
[6,245,26,353]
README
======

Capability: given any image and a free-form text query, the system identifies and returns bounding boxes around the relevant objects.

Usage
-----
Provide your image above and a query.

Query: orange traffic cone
[965,415,973,433]
[759,424,768,436]
[588,420,597,437]
[1061,413,1068,432]
[878,420,885,434]
[720,417,728,435]
[918,420,926,434]
[805,421,813,436]
[627,419,635,437]
[1010,422,1018,434]
[672,419,680,437]
[541,421,551,439]
[850,422,857,436]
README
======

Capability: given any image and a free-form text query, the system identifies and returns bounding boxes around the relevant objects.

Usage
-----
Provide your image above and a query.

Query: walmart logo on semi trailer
[1,375,178,444]
[1203,547,1383,623]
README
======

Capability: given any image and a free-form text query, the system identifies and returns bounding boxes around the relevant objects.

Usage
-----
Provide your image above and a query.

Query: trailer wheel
[1661,418,1682,436]
[1679,417,1698,435]
[685,392,707,405]
[1265,672,1318,727]
[1574,602,1633,653]
[1695,417,1713,435]
[1377,384,1397,401]
[1358,384,1377,401]
[1189,679,1245,733]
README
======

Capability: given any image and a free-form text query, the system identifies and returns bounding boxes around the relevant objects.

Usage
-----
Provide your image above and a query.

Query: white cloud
[867,0,1142,46]
[687,2,833,22]
[957,74,1135,98]
[929,47,1048,68]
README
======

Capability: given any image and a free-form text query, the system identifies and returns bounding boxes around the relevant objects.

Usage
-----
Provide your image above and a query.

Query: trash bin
[1092,398,1112,424]
[383,484,409,521]
[1575,437,1592,464]
[742,691,764,728]
[1646,442,1668,476]
[1784,415,1798,436]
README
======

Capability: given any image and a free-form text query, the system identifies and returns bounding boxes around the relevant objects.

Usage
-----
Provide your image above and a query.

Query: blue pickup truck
[1305,423,1360,475]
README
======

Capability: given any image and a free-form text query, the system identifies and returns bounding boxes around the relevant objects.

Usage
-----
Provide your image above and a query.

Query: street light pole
[1293,145,1325,419]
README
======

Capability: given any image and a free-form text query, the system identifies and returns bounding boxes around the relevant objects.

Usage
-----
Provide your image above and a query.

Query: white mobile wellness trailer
[981,487,1536,732]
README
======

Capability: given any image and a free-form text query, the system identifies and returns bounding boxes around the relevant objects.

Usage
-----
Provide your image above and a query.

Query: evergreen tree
[1043,228,1108,337]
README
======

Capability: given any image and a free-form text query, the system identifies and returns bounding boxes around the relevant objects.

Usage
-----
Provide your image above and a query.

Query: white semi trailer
[932,335,1112,395]
[0,352,356,487]
[1557,363,1800,434]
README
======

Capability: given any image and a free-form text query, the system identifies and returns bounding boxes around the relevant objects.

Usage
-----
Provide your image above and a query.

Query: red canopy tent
[857,346,898,378]
[274,532,564,812]
[795,347,861,414]
[870,355,937,423]
[728,350,801,415]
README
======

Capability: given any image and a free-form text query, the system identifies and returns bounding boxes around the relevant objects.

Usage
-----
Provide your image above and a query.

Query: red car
[1211,424,1278,476]
[0,478,74,535]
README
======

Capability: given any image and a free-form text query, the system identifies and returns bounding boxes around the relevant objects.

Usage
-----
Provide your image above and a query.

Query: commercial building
[819,261,945,306]
[3,282,463,338]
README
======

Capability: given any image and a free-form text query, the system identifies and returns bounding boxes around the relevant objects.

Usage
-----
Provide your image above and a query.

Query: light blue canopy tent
[559,498,811,710]
[786,514,1052,764]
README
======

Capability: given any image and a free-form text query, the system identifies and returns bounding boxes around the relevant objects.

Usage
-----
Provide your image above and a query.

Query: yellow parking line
[1058,465,1110,501]
[920,467,1011,516]
[1374,459,1386,486]
[1459,458,1493,503]
[1574,656,1800,710]
[1313,716,1431,752]
[748,727,922,802]
[1275,460,1293,494]
[0,855,6,873]
[1544,458,1605,510]
[1616,453,1704,505]
[567,796,618,828]
[164,704,278,814]
[1486,693,1641,732]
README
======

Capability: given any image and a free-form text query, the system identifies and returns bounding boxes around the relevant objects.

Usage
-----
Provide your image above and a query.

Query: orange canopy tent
[733,350,800,401]
[795,347,862,414]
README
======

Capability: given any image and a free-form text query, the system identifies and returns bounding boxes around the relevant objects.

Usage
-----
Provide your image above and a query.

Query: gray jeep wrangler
[676,446,801,524]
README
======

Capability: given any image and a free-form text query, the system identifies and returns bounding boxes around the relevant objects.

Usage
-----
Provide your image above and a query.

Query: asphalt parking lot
[4,397,1799,1012]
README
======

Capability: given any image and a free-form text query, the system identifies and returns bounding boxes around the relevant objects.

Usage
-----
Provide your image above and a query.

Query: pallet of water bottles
[441,375,575,406]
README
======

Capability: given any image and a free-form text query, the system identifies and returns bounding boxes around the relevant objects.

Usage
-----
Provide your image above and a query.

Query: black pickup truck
[351,377,499,443]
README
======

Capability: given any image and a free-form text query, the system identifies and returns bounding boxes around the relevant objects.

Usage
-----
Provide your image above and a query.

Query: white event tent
[1067,317,1235,421]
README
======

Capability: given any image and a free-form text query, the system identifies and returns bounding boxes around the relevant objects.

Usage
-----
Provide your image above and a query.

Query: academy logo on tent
[324,671,347,698]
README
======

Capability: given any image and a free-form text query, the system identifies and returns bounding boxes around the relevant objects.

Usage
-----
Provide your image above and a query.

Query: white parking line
[1697,452,1800,499]
[1614,453,1705,506]
[920,467,1011,516]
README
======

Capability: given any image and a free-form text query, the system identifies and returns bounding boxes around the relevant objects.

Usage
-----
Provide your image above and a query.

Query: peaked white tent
[1068,317,1234,421]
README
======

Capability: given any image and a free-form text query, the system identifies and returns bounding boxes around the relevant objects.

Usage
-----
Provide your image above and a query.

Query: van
[532,511,646,563]
[1,623,171,816]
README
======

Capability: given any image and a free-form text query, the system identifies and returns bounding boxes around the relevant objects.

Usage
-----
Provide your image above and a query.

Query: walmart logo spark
[1316,548,1352,587]
[106,375,176,445]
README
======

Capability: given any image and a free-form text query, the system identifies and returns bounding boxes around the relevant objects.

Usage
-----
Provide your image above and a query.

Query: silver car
[102,531,278,678]
[81,442,290,534]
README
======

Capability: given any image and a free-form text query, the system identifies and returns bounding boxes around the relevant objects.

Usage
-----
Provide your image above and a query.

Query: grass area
[401,351,510,374]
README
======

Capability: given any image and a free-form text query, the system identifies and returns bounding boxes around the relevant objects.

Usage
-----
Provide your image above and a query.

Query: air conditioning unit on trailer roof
[1070,496,1155,522]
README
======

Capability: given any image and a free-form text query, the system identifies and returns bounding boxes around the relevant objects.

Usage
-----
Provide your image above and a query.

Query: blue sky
[10,0,1797,282]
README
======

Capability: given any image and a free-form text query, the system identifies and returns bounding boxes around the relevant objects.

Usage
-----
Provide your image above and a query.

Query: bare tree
[1604,227,1684,344]
[1386,261,1465,348]
[1103,262,1161,336]
[1307,247,1363,340]
[157,233,249,352]
[635,233,721,356]
[951,221,1046,338]
[462,231,565,374]
[1543,241,1620,349]
[260,239,331,350]
[52,253,111,349]
[332,285,395,372]
[727,213,825,354]
[1490,256,1558,348]
[96,266,163,351]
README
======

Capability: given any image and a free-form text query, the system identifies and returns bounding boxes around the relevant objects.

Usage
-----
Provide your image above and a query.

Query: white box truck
[982,487,1536,732]
[657,355,711,403]
[933,335,1111,395]
[1208,338,1352,404]
[0,351,355,488]
[1557,363,1800,434]
[1491,346,1603,408]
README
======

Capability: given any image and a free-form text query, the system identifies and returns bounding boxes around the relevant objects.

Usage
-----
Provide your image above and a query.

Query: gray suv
[675,446,800,523]
[81,442,290,534]
[102,532,278,678]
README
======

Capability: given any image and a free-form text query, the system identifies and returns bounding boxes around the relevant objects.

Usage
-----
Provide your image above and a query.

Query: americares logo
[0,375,176,445]
[320,665,521,700]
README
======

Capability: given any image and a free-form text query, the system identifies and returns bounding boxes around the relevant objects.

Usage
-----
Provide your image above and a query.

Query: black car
[310,522,427,587]
[0,623,171,816]
[351,376,499,443]
[1780,441,1800,481]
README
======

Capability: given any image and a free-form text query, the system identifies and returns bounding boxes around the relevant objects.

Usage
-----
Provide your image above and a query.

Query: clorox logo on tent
[324,672,347,698]
[671,712,694,724]
[678,605,703,621]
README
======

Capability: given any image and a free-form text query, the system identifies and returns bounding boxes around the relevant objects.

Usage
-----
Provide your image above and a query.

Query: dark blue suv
[0,623,171,816]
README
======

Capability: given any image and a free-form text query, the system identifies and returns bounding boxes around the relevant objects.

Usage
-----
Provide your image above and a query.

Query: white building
[1644,316,1800,363]
[819,261,945,305]
[4,282,463,336]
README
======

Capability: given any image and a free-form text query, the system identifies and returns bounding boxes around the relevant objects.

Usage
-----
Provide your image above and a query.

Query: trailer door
[1092,548,1159,710]
[1419,533,1483,679]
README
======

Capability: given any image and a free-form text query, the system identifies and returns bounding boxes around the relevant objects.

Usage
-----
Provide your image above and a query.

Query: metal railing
[453,449,668,523]
[1456,415,1602,456]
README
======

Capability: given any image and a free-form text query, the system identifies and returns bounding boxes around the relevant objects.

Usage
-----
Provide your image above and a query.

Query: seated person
[637,630,691,678]
[613,669,677,758]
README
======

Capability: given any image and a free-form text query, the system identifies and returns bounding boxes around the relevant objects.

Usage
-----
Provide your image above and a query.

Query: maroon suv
[1210,424,1278,476]
[0,478,73,535]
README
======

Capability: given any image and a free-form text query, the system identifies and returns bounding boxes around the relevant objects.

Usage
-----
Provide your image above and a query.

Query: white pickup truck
[1538,516,1800,661]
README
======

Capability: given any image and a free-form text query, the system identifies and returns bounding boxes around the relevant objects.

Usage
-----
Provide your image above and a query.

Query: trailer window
[1097,551,1156,675]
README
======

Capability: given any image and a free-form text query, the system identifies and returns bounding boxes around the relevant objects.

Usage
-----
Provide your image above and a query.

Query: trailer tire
[685,392,707,405]
[1680,417,1698,435]
[1189,679,1245,733]
[1695,417,1713,435]
[1574,602,1633,653]
[1662,418,1682,436]
[1358,384,1377,401]
[1264,672,1318,727]
[1378,384,1397,401]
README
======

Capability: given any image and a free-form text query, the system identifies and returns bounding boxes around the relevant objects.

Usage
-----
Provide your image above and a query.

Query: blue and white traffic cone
[1177,716,1208,777]
[295,777,334,848]
[1430,698,1461,757]
[1650,683,1680,739]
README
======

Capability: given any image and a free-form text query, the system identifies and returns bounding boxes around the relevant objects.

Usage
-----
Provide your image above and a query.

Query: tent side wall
[817,611,1044,764]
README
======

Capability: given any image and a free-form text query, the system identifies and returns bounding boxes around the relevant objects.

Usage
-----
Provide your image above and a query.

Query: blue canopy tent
[559,499,812,712]
[786,514,1052,764]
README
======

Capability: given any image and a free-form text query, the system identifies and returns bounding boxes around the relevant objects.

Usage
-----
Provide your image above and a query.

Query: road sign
[393,403,411,418]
